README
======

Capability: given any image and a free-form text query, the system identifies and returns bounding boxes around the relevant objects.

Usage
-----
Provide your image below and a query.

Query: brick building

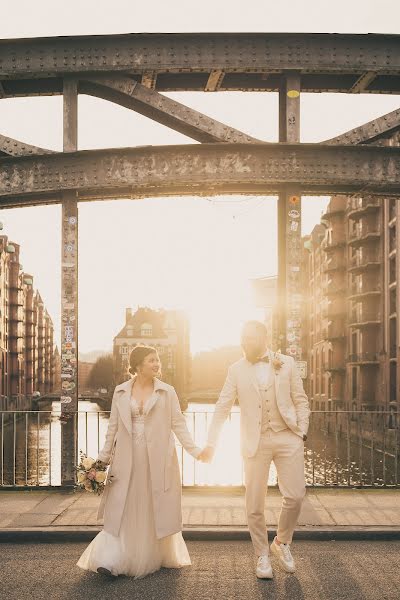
[302,194,398,414]
[78,361,94,393]
[0,235,56,409]
[113,306,190,398]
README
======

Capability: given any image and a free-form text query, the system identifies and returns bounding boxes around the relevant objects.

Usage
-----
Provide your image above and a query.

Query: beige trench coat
[96,377,201,539]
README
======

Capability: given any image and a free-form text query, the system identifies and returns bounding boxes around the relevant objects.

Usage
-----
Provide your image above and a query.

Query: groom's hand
[198,446,215,463]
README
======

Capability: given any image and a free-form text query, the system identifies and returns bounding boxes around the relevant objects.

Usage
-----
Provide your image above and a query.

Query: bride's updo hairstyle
[128,345,158,376]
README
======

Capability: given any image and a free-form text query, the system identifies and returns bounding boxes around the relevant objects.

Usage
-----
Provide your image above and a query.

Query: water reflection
[0,401,398,487]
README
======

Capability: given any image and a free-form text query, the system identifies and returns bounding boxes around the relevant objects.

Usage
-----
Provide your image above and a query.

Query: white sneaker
[256,554,273,579]
[270,536,295,573]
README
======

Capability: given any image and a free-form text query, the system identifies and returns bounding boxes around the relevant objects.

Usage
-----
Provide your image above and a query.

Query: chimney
[126,307,132,323]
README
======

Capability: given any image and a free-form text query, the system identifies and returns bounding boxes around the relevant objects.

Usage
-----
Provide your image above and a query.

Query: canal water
[0,401,398,487]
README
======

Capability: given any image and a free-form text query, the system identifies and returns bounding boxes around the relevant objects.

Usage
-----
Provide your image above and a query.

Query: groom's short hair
[242,320,268,338]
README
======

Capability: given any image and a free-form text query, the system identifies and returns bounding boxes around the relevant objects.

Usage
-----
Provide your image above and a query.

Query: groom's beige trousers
[244,386,306,556]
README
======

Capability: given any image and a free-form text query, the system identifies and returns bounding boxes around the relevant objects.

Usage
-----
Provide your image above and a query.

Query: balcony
[321,206,345,221]
[326,322,346,339]
[348,285,381,300]
[348,313,381,327]
[321,303,345,320]
[322,257,346,273]
[346,197,381,218]
[348,226,380,247]
[348,254,381,273]
[347,352,379,365]
[323,362,345,372]
[325,286,346,298]
[324,239,346,253]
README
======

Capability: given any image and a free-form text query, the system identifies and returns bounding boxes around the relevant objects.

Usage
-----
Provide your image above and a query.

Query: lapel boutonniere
[271,352,284,372]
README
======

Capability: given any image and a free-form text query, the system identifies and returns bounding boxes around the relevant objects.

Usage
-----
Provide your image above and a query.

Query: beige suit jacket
[207,349,310,458]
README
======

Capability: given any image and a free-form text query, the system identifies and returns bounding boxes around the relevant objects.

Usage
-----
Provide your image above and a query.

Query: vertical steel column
[60,78,79,486]
[277,73,302,361]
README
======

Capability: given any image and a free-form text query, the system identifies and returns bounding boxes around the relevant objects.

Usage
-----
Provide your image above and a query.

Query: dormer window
[141,322,152,337]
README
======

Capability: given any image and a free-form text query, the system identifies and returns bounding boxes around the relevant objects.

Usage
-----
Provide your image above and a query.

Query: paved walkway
[2,540,400,600]
[0,488,399,531]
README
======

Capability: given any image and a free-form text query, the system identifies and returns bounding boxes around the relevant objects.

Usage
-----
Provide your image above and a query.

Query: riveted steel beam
[141,70,157,89]
[0,133,54,156]
[60,77,79,487]
[324,106,400,145]
[1,33,400,94]
[1,143,400,208]
[205,69,225,92]
[278,73,302,360]
[349,71,377,93]
[80,76,261,143]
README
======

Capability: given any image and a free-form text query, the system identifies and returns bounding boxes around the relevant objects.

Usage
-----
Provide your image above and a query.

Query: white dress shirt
[254,352,271,388]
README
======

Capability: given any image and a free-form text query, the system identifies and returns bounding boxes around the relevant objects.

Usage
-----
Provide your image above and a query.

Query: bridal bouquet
[75,451,113,495]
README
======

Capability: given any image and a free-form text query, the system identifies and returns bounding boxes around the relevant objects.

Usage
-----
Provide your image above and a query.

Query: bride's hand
[95,459,108,469]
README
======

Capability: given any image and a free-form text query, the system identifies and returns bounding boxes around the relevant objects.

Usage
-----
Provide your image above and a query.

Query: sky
[0,1,399,354]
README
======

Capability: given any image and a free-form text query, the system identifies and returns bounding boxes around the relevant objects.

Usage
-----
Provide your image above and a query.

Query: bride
[77,345,203,579]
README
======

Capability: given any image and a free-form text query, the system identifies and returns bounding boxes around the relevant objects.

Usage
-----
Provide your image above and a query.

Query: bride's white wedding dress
[76,395,191,579]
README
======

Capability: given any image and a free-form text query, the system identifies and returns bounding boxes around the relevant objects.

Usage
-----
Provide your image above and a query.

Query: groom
[200,320,310,579]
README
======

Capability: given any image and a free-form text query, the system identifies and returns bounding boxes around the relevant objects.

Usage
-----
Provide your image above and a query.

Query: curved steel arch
[1,143,400,208]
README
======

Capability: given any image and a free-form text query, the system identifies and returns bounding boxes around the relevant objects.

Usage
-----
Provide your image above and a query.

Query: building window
[351,331,358,358]
[141,322,153,337]
[389,225,396,253]
[352,367,358,401]
[121,345,128,355]
[390,361,397,403]
[390,288,397,316]
[389,256,396,285]
[390,317,397,359]
[389,198,397,222]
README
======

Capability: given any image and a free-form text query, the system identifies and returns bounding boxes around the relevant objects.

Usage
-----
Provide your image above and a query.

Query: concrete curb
[1,526,400,543]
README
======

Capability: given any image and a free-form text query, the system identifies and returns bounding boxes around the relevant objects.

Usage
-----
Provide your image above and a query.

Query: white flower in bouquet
[77,471,86,483]
[95,471,107,483]
[82,456,96,470]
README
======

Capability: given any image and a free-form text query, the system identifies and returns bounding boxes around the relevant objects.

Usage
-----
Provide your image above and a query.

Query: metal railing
[0,410,399,489]
[347,353,379,363]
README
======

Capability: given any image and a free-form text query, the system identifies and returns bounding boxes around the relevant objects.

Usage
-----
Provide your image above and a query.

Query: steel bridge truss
[1,32,400,485]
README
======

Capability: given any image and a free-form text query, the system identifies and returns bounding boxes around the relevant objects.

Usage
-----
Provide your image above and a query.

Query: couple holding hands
[77,320,310,581]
